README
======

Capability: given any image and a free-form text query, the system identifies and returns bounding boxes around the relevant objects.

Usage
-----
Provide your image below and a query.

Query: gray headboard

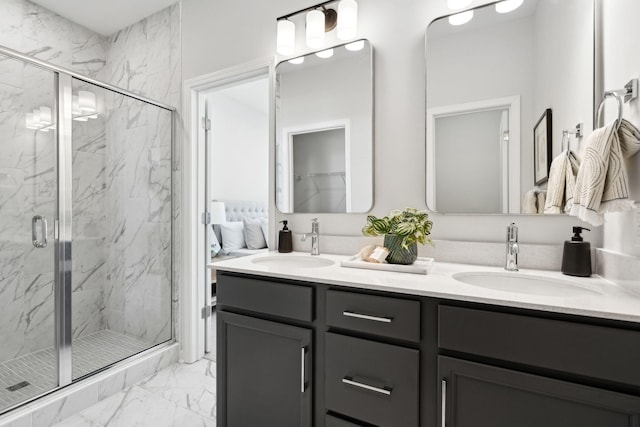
[212,200,269,246]
[222,200,268,222]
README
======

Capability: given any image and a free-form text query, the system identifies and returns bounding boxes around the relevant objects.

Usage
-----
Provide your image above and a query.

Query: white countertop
[208,251,640,323]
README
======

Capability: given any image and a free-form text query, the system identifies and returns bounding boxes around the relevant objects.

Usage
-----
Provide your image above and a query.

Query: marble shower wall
[102,4,180,345]
[0,0,180,362]
[0,0,108,363]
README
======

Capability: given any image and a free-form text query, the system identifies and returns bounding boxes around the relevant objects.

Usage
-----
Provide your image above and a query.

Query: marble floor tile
[53,384,216,427]
[137,359,216,421]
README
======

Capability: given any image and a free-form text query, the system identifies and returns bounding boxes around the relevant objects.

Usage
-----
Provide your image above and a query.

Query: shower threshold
[0,330,152,414]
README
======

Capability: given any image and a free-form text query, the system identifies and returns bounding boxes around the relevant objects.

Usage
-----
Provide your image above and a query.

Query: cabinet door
[439,356,640,427]
[218,311,312,427]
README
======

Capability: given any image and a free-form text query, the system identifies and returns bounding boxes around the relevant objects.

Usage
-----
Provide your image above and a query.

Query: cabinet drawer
[218,274,313,322]
[326,290,420,342]
[439,305,640,387]
[325,333,419,427]
[325,414,364,427]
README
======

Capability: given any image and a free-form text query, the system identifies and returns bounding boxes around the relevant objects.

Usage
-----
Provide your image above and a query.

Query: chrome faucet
[505,222,519,271]
[301,218,320,255]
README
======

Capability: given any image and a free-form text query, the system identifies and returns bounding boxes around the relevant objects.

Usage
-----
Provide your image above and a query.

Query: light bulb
[276,20,295,56]
[495,0,524,14]
[337,0,358,41]
[448,10,473,25]
[447,0,472,10]
[288,56,305,65]
[345,40,365,51]
[315,48,334,59]
[306,9,325,49]
[39,106,52,126]
[78,91,96,113]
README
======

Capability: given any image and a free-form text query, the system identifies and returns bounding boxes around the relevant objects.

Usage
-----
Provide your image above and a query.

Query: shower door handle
[32,215,48,248]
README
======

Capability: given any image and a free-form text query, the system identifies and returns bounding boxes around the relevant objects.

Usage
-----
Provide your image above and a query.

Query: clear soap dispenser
[561,226,592,277]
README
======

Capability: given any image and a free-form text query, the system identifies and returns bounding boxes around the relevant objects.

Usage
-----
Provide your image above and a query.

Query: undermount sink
[452,271,601,298]
[251,255,335,269]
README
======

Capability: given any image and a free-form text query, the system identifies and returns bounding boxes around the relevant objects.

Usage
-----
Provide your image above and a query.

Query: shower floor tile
[0,330,152,414]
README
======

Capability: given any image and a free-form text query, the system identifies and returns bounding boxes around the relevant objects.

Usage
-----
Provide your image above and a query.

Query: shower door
[0,46,174,415]
[0,53,58,413]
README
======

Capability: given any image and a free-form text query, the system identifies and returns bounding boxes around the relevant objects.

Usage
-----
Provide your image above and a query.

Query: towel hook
[561,123,583,152]
[596,78,638,129]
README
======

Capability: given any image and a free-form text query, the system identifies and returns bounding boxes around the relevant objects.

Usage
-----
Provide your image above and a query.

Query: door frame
[426,96,521,214]
[181,58,275,363]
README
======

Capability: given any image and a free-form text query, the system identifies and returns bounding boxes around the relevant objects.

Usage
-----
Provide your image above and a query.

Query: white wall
[207,89,269,203]
[182,0,602,247]
[533,0,594,162]
[601,0,640,257]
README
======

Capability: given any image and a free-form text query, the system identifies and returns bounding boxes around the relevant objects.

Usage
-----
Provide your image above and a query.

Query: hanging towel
[523,189,539,214]
[570,119,640,225]
[523,189,547,214]
[536,190,547,213]
[544,150,580,214]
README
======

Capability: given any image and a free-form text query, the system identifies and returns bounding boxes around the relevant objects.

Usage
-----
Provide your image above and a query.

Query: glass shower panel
[0,54,57,413]
[70,78,172,380]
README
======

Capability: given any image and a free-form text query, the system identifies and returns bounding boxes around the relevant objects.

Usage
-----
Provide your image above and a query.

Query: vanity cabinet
[438,305,640,427]
[216,271,640,427]
[217,275,314,427]
[439,356,640,427]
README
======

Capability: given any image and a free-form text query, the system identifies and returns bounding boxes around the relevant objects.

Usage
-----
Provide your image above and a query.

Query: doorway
[182,60,272,363]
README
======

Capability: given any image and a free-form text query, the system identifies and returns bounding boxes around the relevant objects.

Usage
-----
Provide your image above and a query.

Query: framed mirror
[275,39,373,213]
[426,0,594,214]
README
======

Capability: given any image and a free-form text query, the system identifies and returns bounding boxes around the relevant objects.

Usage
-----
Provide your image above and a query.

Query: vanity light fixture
[306,9,326,49]
[277,19,296,55]
[345,40,365,51]
[495,0,524,14]
[25,106,54,131]
[288,56,305,65]
[316,48,334,59]
[72,90,99,121]
[337,0,358,40]
[447,0,472,10]
[276,0,358,55]
[448,9,474,25]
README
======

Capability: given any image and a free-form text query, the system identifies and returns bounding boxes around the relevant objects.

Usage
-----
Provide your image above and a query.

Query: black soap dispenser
[561,226,592,277]
[278,220,293,253]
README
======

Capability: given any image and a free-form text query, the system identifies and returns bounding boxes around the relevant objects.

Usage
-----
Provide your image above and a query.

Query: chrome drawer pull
[342,377,392,396]
[342,311,392,323]
[441,379,447,427]
[301,347,306,393]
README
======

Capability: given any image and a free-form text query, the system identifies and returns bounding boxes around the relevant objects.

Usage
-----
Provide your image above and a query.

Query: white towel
[544,150,580,214]
[522,189,547,214]
[570,119,640,225]
[523,189,539,214]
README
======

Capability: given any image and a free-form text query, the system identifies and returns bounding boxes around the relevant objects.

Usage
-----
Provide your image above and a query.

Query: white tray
[340,255,435,275]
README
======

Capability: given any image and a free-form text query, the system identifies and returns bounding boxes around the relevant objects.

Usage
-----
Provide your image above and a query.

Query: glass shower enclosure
[0,45,173,415]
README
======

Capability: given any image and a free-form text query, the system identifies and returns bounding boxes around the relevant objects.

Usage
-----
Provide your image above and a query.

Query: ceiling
[30,0,178,36]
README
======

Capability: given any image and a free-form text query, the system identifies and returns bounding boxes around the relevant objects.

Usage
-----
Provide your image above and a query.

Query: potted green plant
[362,208,434,264]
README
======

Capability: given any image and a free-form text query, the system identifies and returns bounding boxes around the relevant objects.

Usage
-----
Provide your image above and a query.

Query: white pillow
[220,222,246,254]
[260,218,269,248]
[244,218,267,250]
[210,225,221,257]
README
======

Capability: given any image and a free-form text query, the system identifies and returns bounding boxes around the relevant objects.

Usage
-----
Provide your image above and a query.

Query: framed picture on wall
[534,108,552,186]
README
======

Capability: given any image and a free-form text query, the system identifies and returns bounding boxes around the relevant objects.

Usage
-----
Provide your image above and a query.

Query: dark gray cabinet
[439,356,640,427]
[217,311,312,427]
[217,272,640,427]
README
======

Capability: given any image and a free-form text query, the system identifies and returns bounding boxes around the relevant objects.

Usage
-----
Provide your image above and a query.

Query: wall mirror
[426,0,594,214]
[276,39,373,213]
